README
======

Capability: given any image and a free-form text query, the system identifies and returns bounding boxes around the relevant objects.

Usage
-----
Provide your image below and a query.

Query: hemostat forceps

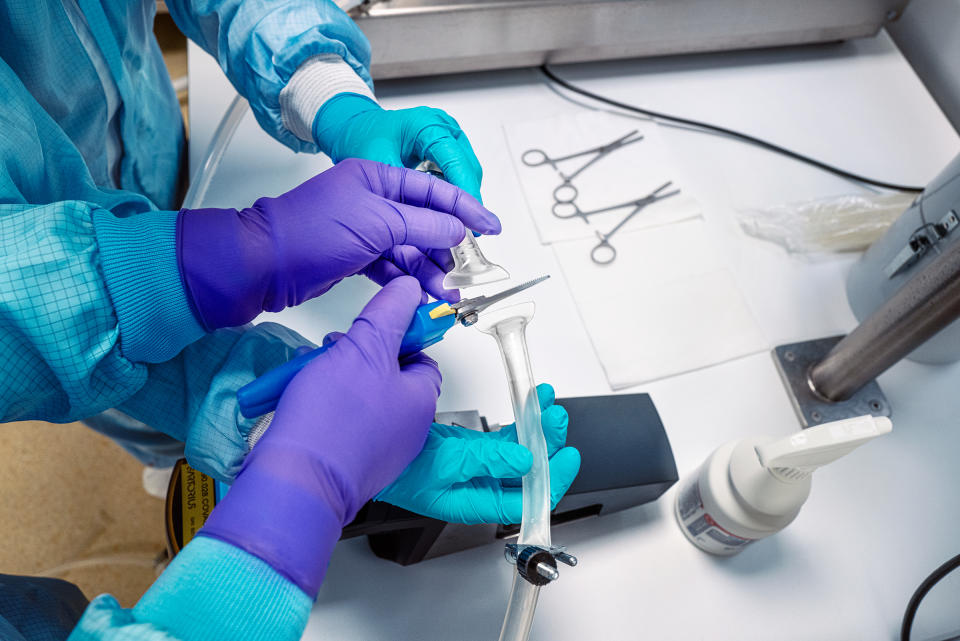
[552,193,661,223]
[522,130,643,204]
[589,181,680,265]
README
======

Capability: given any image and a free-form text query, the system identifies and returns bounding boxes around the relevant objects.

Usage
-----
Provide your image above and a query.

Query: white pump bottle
[675,414,892,555]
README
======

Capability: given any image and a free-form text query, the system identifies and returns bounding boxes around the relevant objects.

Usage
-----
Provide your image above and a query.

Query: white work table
[189,31,960,641]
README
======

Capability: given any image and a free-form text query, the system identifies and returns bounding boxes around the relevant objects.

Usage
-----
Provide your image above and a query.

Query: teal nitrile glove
[375,383,582,524]
[313,93,484,202]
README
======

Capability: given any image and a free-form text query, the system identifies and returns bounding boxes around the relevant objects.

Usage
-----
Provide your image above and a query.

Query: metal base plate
[772,336,891,428]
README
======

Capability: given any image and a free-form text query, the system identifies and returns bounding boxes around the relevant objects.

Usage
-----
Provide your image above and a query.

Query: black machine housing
[340,393,678,565]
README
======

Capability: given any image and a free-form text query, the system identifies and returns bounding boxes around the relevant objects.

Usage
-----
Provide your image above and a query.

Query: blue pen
[237,276,550,418]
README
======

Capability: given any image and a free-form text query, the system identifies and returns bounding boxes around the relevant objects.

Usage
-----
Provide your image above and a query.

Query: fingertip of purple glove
[463,197,501,236]
[353,276,425,348]
[479,210,502,236]
[404,167,500,236]
[385,274,423,299]
[440,288,461,303]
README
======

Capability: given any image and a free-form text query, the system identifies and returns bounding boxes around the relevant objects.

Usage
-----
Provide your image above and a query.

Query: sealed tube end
[442,234,510,289]
[413,159,509,289]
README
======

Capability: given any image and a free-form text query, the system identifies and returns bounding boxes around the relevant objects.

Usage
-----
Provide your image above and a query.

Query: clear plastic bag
[738,193,915,254]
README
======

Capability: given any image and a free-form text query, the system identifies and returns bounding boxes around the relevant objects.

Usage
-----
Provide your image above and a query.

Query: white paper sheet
[553,219,768,389]
[504,111,701,245]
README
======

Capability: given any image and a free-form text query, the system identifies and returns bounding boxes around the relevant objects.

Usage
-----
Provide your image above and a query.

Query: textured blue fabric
[0,11,181,421]
[0,1,371,204]
[0,574,88,641]
[77,323,313,478]
[0,54,175,422]
[68,322,311,477]
[92,209,205,363]
[119,323,314,482]
[68,537,311,641]
[82,409,187,468]
[0,2,182,209]
[165,0,373,154]
[0,200,146,423]
[0,0,350,474]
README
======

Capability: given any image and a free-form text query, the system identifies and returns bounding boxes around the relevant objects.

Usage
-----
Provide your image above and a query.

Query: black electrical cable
[540,65,926,194]
[901,552,960,641]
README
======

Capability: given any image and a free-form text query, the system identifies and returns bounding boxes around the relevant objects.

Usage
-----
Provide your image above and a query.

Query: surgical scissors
[522,130,644,204]
[237,276,551,417]
[589,181,680,265]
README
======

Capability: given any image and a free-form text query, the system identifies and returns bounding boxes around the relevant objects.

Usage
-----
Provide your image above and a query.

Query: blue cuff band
[132,536,311,641]
[93,209,206,363]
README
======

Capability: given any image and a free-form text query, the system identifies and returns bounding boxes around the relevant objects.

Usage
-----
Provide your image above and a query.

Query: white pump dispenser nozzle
[675,415,892,555]
[757,415,893,482]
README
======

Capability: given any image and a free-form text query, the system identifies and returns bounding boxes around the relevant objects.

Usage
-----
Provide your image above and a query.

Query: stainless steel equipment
[813,240,960,401]
[351,0,910,80]
[888,0,960,133]
[846,154,960,365]
[774,153,960,427]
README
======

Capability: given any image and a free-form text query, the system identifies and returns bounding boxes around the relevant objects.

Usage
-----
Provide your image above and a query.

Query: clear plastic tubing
[475,303,551,641]
[181,94,248,209]
[499,577,541,641]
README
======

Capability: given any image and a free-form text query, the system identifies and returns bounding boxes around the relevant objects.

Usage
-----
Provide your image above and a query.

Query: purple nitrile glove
[177,158,501,330]
[199,276,441,597]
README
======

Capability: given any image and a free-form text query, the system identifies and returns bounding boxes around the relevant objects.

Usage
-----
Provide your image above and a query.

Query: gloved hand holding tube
[376,383,582,524]
[199,276,441,597]
[177,158,501,331]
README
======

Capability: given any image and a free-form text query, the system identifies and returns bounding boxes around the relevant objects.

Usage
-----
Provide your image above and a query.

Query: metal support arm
[809,239,960,402]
